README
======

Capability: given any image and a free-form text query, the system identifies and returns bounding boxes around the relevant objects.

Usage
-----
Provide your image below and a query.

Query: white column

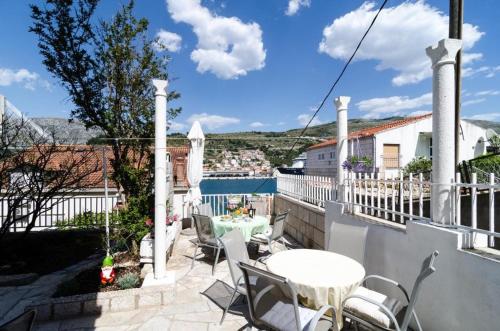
[153,79,168,279]
[0,95,5,128]
[335,96,350,202]
[426,39,462,225]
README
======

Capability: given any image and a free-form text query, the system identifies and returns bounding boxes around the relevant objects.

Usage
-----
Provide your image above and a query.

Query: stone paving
[33,232,288,331]
[0,254,103,326]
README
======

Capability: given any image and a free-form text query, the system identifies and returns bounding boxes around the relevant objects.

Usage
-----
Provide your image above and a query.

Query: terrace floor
[34,232,290,331]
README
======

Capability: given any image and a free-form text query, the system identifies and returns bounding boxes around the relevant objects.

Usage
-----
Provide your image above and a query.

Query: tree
[0,114,101,238]
[30,0,181,201]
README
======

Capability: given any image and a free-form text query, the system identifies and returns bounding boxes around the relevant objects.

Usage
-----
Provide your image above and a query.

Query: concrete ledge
[25,285,175,321]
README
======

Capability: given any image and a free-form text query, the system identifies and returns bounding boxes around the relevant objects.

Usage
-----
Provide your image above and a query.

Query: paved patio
[34,232,289,331]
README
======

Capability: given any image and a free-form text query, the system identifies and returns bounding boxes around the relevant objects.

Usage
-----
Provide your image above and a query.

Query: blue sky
[0,0,499,133]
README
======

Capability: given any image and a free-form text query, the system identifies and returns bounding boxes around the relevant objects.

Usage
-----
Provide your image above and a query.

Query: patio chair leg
[212,246,221,275]
[220,287,238,325]
[267,239,273,254]
[191,243,199,270]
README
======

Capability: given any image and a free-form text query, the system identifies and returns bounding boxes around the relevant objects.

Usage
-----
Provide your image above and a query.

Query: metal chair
[0,309,36,331]
[250,210,289,254]
[197,202,213,217]
[238,261,338,331]
[218,229,252,325]
[328,222,368,265]
[342,251,439,331]
[191,213,222,275]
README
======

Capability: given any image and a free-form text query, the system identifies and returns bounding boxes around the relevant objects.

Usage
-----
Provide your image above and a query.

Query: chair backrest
[197,203,213,217]
[400,250,439,331]
[218,229,250,287]
[0,310,36,331]
[192,214,216,245]
[252,199,267,216]
[271,210,288,241]
[238,262,302,331]
[329,222,368,265]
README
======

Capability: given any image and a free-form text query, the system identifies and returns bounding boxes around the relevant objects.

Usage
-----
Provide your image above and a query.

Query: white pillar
[426,39,462,225]
[153,79,168,279]
[335,96,350,202]
[0,95,5,127]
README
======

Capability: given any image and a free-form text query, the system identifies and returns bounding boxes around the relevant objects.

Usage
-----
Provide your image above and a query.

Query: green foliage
[469,154,500,183]
[110,194,152,249]
[57,212,106,229]
[403,156,432,176]
[116,272,140,290]
[489,135,500,148]
[349,155,373,167]
[30,0,181,200]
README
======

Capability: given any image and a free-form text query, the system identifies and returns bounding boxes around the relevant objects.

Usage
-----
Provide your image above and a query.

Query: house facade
[1,145,189,231]
[305,114,489,178]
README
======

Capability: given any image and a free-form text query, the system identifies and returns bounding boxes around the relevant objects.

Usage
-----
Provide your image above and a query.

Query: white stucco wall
[325,201,500,331]
[306,116,487,178]
[306,137,374,177]
[459,120,488,160]
[374,117,433,172]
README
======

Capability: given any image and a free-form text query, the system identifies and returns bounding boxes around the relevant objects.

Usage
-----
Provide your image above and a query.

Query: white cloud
[0,68,50,90]
[187,112,240,130]
[250,121,266,128]
[463,65,500,78]
[166,0,266,79]
[297,113,322,126]
[462,98,486,107]
[154,29,182,52]
[168,121,186,131]
[475,90,500,97]
[285,0,311,16]
[318,1,484,86]
[277,121,286,126]
[464,113,500,122]
[356,92,432,119]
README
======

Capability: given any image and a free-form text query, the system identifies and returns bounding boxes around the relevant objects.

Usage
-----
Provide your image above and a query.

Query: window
[383,144,400,169]
[318,154,325,160]
[330,151,336,159]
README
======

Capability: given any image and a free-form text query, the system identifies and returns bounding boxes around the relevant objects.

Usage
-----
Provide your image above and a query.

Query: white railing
[178,193,274,218]
[344,171,432,223]
[343,171,500,249]
[455,172,499,248]
[0,194,120,232]
[277,173,335,208]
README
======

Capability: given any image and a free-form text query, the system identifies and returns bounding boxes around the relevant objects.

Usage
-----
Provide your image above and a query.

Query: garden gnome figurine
[100,256,116,285]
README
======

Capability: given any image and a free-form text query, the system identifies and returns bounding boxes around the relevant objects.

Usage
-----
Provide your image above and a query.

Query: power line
[251,0,390,194]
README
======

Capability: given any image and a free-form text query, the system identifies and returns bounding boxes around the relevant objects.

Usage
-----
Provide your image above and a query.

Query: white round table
[266,249,365,329]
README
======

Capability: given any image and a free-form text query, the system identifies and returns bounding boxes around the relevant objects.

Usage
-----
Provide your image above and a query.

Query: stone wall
[274,194,325,249]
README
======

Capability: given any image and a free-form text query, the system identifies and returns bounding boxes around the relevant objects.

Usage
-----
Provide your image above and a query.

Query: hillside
[32,116,500,167]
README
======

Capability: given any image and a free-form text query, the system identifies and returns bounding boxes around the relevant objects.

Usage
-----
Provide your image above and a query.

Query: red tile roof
[307,113,432,151]
[5,145,189,189]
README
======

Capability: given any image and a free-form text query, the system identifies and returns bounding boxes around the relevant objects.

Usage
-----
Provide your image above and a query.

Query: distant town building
[305,114,489,178]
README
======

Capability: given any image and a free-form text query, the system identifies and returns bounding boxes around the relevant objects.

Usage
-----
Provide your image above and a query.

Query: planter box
[139,221,181,264]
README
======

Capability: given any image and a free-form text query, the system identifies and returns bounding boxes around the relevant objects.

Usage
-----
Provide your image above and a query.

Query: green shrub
[116,272,140,290]
[57,211,106,229]
[403,156,432,176]
[469,154,500,183]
